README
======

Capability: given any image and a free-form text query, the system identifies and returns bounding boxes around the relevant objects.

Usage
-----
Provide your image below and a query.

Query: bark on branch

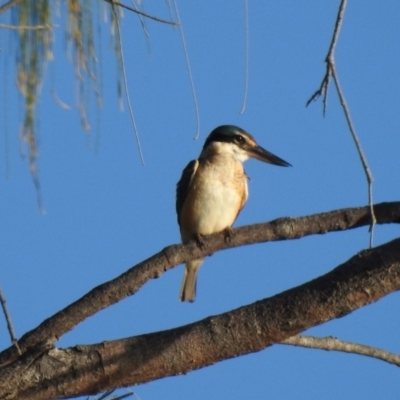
[282,335,400,366]
[0,202,399,368]
[1,236,400,400]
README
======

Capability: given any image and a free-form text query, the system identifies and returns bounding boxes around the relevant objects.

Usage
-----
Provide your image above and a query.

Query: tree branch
[0,286,20,354]
[0,202,399,368]
[103,0,179,26]
[0,0,23,15]
[306,0,346,111]
[282,335,400,367]
[2,236,400,400]
[330,65,376,246]
[306,0,376,245]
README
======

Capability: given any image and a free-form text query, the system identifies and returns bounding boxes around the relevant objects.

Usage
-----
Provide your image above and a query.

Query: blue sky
[1,1,400,399]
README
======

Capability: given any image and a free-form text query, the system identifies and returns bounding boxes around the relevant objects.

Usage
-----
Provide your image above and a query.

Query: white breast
[180,153,248,241]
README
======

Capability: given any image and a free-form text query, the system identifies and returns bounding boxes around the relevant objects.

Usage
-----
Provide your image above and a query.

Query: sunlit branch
[0,202,399,367]
[282,335,400,367]
[1,236,400,399]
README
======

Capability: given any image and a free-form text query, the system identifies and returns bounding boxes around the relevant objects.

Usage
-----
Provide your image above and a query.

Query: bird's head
[202,125,291,166]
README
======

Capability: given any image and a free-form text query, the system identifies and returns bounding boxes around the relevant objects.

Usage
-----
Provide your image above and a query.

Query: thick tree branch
[0,202,399,368]
[2,237,400,400]
[282,335,400,367]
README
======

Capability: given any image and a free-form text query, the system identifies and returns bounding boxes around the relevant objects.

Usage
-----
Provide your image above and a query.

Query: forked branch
[0,202,399,368]
[103,0,179,26]
[306,0,376,246]
[1,236,400,400]
[306,0,346,112]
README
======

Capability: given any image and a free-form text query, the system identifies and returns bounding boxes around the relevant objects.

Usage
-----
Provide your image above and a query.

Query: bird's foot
[223,227,234,243]
[194,233,206,249]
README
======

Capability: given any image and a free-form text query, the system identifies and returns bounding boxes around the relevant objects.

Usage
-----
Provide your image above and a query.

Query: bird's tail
[180,258,204,302]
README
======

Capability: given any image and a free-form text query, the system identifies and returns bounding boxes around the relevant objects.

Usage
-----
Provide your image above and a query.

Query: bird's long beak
[247,145,291,167]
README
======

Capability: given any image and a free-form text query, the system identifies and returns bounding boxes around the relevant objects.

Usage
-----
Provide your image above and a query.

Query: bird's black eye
[235,135,244,144]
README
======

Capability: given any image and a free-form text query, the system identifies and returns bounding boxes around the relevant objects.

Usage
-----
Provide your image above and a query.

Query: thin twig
[128,0,149,37]
[0,23,56,30]
[331,66,376,246]
[282,335,400,367]
[172,0,200,140]
[111,2,145,165]
[104,0,178,26]
[0,286,21,355]
[306,0,347,113]
[239,0,249,114]
[98,390,116,400]
[0,0,23,15]
[165,0,176,31]
[305,0,375,247]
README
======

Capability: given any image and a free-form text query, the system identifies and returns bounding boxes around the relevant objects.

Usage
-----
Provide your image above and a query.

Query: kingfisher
[176,125,291,302]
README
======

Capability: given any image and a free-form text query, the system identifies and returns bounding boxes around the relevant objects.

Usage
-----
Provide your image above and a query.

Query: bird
[176,125,291,302]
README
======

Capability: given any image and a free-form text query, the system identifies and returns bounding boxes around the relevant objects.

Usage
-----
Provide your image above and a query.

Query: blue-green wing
[176,160,198,225]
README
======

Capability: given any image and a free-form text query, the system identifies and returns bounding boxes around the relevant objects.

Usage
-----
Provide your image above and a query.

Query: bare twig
[172,0,200,140]
[128,0,149,37]
[0,286,21,355]
[306,0,375,246]
[165,0,176,30]
[111,2,145,165]
[331,66,376,246]
[97,389,134,400]
[306,0,347,112]
[0,202,399,367]
[282,335,400,367]
[0,0,23,15]
[239,0,249,114]
[104,0,178,26]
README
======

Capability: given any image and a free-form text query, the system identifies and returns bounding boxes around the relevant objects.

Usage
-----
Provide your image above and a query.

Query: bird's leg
[194,233,206,249]
[223,227,234,243]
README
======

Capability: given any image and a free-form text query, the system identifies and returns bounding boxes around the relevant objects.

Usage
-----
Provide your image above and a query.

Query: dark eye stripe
[203,133,246,149]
